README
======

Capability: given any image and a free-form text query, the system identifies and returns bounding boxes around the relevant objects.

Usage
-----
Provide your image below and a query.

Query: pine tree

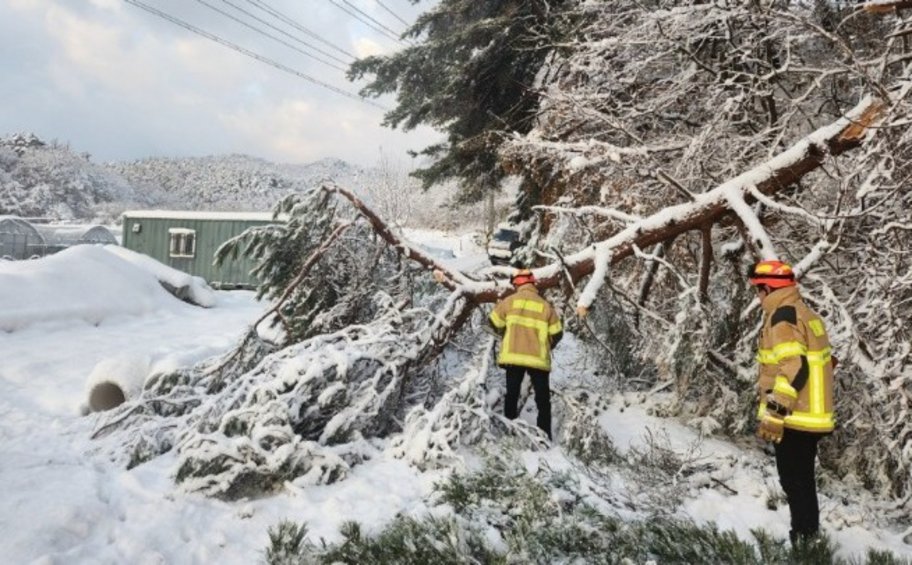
[348,0,573,202]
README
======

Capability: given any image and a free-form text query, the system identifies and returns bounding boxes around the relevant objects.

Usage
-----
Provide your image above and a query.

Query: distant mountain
[0,133,382,222]
[107,154,376,213]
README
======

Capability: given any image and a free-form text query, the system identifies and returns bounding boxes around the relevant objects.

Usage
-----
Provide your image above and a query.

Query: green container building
[121,210,275,289]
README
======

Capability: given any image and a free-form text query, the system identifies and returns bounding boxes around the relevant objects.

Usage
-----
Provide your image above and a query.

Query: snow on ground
[2,234,911,562]
[595,395,912,560]
[101,245,216,308]
[0,246,191,333]
[401,227,490,272]
[0,276,437,563]
[0,236,468,563]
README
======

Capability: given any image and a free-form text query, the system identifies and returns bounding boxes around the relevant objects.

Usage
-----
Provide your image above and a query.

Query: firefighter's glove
[757,410,786,443]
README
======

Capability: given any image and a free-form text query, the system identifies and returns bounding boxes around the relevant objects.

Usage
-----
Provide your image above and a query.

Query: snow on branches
[493,0,912,500]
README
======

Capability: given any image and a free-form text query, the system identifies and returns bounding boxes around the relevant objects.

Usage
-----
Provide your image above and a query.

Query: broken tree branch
[320,183,507,299]
[324,98,883,308]
[864,1,912,13]
[482,97,882,304]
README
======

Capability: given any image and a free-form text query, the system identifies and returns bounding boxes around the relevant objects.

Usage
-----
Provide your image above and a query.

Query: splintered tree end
[838,101,886,143]
[863,1,912,13]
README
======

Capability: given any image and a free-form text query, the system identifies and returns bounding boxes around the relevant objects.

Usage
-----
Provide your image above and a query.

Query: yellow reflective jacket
[757,286,835,433]
[489,284,563,371]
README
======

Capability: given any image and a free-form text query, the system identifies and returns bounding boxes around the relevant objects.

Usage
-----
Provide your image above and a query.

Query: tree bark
[699,224,713,304]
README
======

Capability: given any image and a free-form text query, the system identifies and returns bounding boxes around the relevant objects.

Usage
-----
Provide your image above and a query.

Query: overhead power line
[244,0,356,60]
[340,0,406,40]
[218,0,353,66]
[373,0,410,28]
[193,0,347,71]
[124,0,386,109]
[327,0,406,45]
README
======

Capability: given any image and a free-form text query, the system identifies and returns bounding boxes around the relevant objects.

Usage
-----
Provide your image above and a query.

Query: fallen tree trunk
[330,97,883,305]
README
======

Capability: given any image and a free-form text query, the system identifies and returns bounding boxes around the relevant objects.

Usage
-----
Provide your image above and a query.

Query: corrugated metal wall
[122,216,272,287]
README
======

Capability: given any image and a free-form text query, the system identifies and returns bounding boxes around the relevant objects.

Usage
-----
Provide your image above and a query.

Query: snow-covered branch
[473,97,883,303]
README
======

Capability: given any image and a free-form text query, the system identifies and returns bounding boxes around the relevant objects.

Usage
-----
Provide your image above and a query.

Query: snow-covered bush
[94,186,489,498]
[390,337,549,471]
[99,290,468,500]
[554,389,619,467]
[216,189,436,344]
[265,521,310,565]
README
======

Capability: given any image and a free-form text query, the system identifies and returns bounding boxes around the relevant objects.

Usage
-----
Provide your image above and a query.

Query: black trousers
[774,428,822,540]
[504,365,551,440]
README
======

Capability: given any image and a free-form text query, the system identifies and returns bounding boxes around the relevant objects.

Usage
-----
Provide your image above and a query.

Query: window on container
[168,228,196,258]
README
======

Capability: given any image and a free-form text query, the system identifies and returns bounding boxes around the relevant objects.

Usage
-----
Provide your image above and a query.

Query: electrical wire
[244,0,356,59]
[340,0,406,40]
[373,0,410,28]
[326,0,405,44]
[123,0,386,109]
[193,0,347,71]
[218,0,352,66]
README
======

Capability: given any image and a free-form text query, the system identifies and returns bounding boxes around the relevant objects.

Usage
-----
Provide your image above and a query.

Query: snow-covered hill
[0,133,386,222]
[0,133,143,220]
[107,154,377,213]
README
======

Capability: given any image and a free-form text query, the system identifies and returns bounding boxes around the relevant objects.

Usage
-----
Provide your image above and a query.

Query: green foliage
[580,291,649,386]
[215,190,428,344]
[126,436,172,470]
[436,453,552,517]
[349,0,574,199]
[558,390,620,467]
[320,517,502,564]
[215,190,338,306]
[265,520,309,565]
[264,517,501,565]
[861,549,912,565]
[263,452,910,564]
[434,452,768,563]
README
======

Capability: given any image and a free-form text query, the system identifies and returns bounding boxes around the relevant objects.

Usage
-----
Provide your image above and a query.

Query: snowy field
[0,247,439,563]
[1,241,911,563]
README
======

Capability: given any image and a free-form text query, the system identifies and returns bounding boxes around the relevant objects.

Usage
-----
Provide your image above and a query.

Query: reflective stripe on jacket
[757,286,835,433]
[489,284,562,371]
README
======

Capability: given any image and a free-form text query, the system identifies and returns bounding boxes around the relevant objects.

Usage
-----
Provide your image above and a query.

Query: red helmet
[511,268,536,287]
[748,260,796,289]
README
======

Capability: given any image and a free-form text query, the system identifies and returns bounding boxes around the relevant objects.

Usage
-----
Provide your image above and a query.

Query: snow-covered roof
[122,210,276,221]
[0,216,44,239]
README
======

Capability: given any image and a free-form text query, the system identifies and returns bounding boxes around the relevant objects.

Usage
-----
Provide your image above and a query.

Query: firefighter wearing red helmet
[489,268,563,440]
[748,259,836,546]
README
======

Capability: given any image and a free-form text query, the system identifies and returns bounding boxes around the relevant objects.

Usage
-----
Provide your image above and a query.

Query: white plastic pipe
[85,355,152,412]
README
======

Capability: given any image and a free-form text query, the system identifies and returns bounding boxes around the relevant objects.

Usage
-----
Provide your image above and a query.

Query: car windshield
[493,229,519,242]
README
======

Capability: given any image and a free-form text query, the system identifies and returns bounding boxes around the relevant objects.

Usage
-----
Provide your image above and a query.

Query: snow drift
[0,245,211,332]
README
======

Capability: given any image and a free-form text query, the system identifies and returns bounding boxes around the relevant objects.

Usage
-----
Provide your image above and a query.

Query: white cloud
[219,96,439,166]
[353,37,388,58]
[0,0,438,167]
[88,0,121,12]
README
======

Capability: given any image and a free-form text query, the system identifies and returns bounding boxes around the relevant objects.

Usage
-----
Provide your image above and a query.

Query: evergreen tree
[348,0,573,202]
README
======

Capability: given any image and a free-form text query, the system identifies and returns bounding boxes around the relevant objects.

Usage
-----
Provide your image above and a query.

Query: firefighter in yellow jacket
[489,269,563,440]
[749,260,835,545]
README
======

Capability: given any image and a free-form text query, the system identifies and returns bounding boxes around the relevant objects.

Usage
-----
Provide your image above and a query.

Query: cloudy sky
[0,0,441,167]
